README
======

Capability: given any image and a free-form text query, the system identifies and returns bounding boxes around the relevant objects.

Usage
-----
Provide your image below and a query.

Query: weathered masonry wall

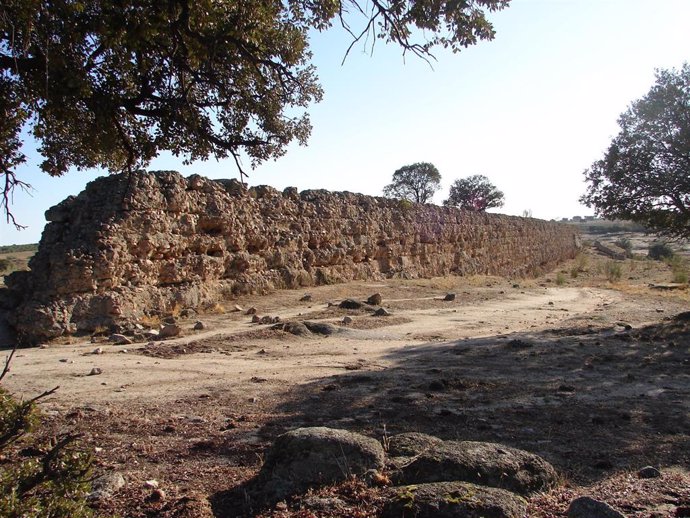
[3,171,580,342]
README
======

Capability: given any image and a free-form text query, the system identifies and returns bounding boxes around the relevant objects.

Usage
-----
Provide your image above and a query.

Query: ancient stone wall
[3,171,580,342]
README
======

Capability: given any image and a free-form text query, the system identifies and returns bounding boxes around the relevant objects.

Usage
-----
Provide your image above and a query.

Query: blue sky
[2,0,689,245]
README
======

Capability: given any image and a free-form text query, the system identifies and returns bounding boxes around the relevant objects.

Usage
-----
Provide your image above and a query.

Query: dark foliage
[383,162,442,204]
[444,174,504,211]
[581,63,690,238]
[0,0,510,227]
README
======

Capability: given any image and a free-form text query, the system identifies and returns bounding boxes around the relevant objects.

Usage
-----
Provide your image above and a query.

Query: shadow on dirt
[251,320,686,469]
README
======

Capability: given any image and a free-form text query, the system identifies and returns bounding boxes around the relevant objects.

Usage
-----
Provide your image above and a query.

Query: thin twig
[0,344,17,382]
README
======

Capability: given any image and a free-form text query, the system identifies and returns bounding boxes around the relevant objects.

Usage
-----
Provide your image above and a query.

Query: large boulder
[381,481,527,518]
[394,440,558,496]
[387,432,444,458]
[258,427,385,499]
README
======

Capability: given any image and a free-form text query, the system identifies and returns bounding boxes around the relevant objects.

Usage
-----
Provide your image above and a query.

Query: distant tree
[0,0,510,227]
[581,63,690,238]
[444,175,504,211]
[383,162,442,204]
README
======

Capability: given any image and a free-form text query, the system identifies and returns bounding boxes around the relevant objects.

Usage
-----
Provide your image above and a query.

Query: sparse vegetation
[648,242,675,261]
[614,237,633,256]
[570,253,588,278]
[0,244,38,254]
[604,261,622,282]
[555,272,566,285]
[0,350,95,517]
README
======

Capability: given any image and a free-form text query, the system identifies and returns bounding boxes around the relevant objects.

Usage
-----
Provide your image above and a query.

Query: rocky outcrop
[3,170,580,343]
[390,438,559,495]
[257,427,385,499]
[381,482,527,518]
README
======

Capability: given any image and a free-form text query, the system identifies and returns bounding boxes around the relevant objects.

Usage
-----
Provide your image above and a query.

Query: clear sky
[2,0,689,245]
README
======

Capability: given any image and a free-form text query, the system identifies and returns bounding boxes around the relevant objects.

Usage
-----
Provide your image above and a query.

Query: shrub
[570,253,588,278]
[648,242,674,260]
[672,269,689,284]
[556,272,566,285]
[669,255,689,284]
[614,237,633,256]
[605,261,622,282]
[0,350,96,518]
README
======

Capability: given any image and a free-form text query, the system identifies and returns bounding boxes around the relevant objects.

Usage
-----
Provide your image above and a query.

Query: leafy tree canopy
[383,162,441,204]
[581,63,690,238]
[0,0,510,227]
[444,174,504,211]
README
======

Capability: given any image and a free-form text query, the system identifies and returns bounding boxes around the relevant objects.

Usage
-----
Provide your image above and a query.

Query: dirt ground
[3,240,690,517]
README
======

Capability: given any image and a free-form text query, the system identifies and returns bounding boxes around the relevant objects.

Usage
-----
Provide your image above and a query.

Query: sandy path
[3,286,618,408]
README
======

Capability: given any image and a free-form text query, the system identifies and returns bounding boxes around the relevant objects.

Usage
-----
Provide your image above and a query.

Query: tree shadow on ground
[209,317,690,516]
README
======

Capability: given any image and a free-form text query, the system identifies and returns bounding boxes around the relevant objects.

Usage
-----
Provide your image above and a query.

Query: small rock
[567,496,625,518]
[233,304,243,312]
[276,322,311,336]
[109,334,132,345]
[147,489,166,502]
[428,380,446,391]
[374,307,390,317]
[92,347,103,355]
[303,321,338,336]
[159,324,181,338]
[144,479,159,489]
[558,384,576,393]
[193,321,205,330]
[162,316,177,325]
[246,307,257,315]
[272,316,281,323]
[443,293,456,301]
[342,316,353,325]
[339,299,363,310]
[251,314,261,323]
[88,367,103,376]
[59,358,69,363]
[88,472,125,501]
[638,466,661,479]
[367,293,382,305]
[300,294,313,302]
[260,315,274,325]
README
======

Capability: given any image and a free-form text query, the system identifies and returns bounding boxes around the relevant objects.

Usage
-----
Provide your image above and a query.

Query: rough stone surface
[637,466,661,479]
[339,299,364,310]
[387,432,444,458]
[159,324,181,338]
[88,472,125,501]
[567,496,626,518]
[381,481,527,518]
[108,333,132,345]
[395,440,558,496]
[275,321,312,336]
[4,170,580,343]
[303,321,339,336]
[367,293,383,305]
[258,427,385,499]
